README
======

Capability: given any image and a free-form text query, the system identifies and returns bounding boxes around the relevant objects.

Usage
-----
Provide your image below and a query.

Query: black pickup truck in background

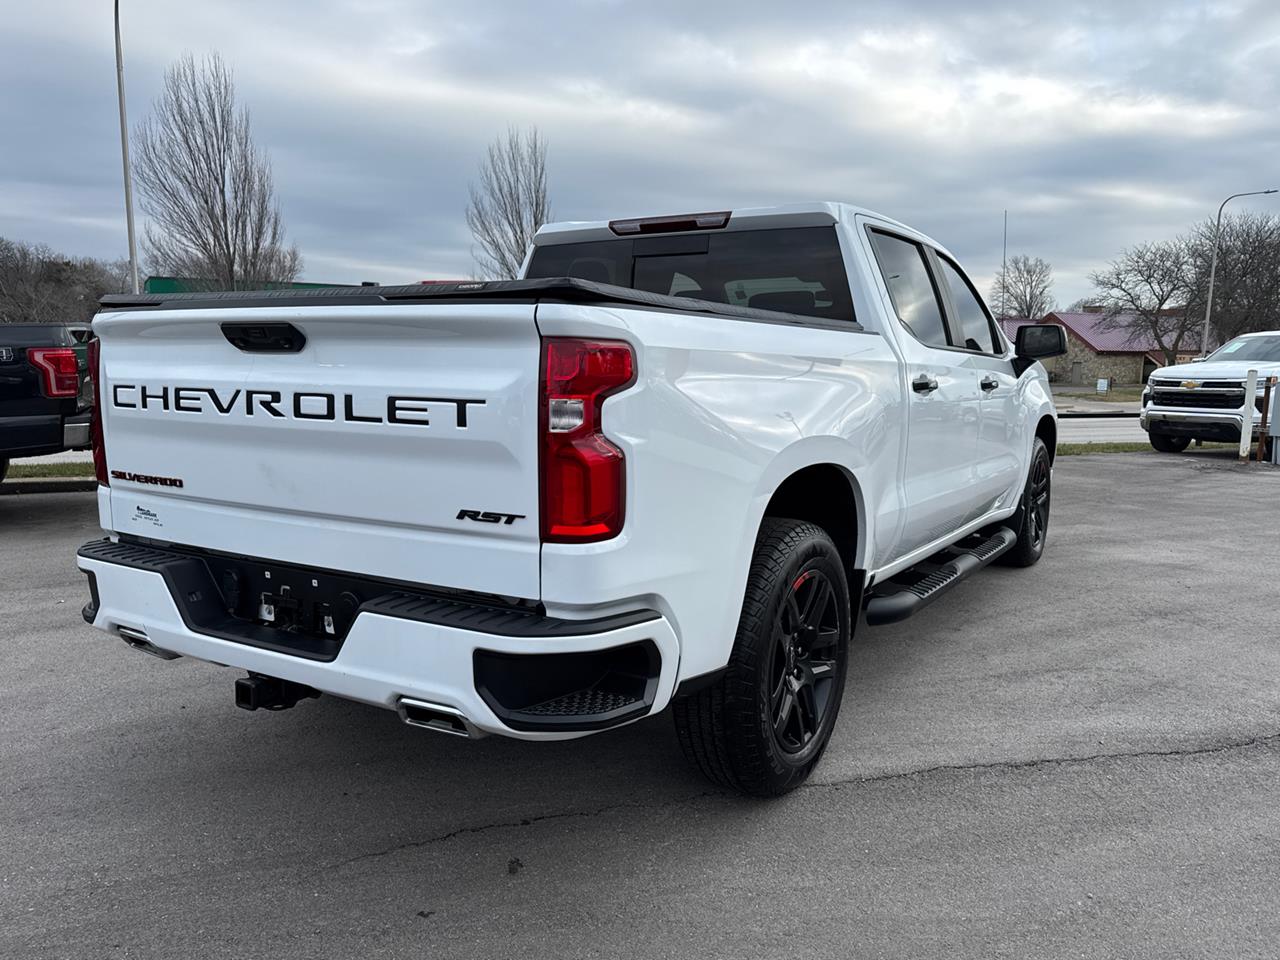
[0,324,92,482]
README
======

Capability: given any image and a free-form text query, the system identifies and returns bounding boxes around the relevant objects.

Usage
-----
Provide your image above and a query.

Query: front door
[932,253,1025,510]
[866,228,985,558]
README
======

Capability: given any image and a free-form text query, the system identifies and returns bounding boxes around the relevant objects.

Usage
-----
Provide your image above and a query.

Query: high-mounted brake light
[608,211,731,236]
[540,338,635,543]
[87,337,108,486]
[28,347,79,398]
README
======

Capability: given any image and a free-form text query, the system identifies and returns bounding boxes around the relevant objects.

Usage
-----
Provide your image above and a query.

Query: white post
[1239,369,1258,460]
[1270,383,1280,465]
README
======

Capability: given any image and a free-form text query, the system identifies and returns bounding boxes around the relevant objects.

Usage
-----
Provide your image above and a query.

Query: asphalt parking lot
[4,451,1280,959]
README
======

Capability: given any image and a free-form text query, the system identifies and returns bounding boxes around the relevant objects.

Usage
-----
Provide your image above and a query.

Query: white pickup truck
[77,202,1065,795]
[1140,331,1280,454]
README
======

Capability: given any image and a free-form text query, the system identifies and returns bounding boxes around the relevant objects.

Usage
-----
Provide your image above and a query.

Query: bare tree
[134,53,300,290]
[989,255,1056,319]
[1185,212,1280,346]
[1089,240,1199,364]
[0,237,128,324]
[465,127,549,279]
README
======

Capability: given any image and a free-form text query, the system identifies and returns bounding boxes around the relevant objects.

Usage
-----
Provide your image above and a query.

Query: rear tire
[672,519,850,797]
[998,437,1051,568]
[1149,433,1191,453]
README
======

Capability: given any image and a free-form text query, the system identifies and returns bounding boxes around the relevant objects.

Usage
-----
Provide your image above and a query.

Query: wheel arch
[759,461,866,578]
[1035,414,1057,464]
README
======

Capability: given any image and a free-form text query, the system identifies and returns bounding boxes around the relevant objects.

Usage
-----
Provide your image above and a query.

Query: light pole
[114,0,140,294]
[1199,188,1277,355]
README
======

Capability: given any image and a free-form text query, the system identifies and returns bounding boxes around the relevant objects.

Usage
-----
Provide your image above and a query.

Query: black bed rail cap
[98,277,864,332]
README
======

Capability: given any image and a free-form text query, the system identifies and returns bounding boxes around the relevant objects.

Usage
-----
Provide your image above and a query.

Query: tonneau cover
[99,277,863,331]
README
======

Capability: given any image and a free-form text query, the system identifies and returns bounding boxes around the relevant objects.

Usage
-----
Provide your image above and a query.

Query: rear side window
[526,226,855,323]
[868,231,949,349]
[0,325,74,348]
[937,256,999,354]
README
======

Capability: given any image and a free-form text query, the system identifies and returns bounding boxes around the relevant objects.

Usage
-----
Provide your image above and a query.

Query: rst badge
[456,509,525,526]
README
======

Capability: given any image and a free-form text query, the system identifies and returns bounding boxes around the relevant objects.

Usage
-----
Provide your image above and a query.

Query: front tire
[999,436,1051,568]
[1149,433,1191,453]
[672,519,850,797]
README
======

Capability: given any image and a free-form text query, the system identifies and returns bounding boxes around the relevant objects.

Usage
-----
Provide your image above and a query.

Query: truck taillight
[88,337,108,486]
[28,347,80,398]
[540,338,634,543]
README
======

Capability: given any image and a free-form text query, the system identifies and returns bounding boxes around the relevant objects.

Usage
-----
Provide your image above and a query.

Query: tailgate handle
[221,322,306,353]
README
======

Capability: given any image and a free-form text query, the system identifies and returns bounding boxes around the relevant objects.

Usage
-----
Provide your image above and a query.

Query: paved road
[3,451,1279,959]
[1058,414,1149,444]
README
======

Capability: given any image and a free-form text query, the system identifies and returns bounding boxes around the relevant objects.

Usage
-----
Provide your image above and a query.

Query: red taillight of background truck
[28,347,80,398]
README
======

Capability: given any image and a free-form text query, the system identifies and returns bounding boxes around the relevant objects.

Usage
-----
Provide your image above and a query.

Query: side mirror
[1013,324,1067,375]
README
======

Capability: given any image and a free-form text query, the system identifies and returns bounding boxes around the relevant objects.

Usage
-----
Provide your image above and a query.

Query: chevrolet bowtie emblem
[1181,380,1200,389]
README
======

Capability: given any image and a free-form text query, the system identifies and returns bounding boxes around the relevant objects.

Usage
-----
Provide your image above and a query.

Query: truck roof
[532,201,937,249]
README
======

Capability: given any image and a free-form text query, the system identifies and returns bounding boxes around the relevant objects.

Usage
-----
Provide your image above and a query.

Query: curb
[1,477,99,496]
[1058,411,1138,419]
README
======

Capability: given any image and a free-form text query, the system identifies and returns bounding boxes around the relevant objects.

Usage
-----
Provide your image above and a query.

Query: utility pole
[114,0,140,294]
[1001,209,1008,318]
[1199,189,1276,355]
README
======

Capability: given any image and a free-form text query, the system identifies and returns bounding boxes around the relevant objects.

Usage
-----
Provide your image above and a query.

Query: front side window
[937,256,999,354]
[868,231,949,349]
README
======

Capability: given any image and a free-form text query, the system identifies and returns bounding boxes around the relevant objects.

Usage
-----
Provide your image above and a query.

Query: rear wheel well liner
[760,463,862,575]
[1036,415,1057,464]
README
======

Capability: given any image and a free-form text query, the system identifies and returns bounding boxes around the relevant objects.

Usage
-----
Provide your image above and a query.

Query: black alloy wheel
[998,436,1051,567]
[769,568,840,755]
[1026,449,1050,554]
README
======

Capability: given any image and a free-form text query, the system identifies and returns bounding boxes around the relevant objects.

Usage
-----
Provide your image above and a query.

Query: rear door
[95,303,544,599]
[865,228,985,557]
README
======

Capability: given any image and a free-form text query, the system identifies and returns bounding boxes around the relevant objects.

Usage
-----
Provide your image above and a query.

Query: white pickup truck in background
[77,202,1066,796]
[1141,330,1280,455]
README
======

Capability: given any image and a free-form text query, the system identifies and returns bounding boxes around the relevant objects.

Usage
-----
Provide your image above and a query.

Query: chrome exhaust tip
[396,698,483,739]
[116,625,180,661]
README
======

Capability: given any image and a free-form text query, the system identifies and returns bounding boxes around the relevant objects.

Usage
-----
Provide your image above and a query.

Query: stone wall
[1042,329,1147,384]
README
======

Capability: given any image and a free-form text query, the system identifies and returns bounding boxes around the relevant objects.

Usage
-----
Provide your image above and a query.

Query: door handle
[980,376,999,392]
[912,374,939,394]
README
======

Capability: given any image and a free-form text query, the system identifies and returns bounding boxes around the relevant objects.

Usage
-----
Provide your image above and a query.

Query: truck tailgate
[94,303,542,599]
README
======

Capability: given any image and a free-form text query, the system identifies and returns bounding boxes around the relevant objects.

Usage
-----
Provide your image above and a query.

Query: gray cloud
[3,0,1278,302]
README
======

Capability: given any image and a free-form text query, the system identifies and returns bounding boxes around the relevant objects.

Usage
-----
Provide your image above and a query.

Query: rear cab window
[526,226,856,324]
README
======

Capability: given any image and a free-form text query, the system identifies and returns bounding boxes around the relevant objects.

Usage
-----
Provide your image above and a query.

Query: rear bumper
[77,540,679,741]
[0,414,62,458]
[0,410,90,457]
[63,411,91,449]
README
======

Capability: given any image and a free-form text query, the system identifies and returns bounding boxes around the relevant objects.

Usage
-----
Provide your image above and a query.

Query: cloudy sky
[3,0,1279,303]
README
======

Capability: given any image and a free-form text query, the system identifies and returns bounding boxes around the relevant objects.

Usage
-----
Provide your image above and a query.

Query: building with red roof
[999,309,1201,384]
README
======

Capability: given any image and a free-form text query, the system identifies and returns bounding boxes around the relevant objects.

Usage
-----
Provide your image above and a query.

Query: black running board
[864,527,1017,626]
